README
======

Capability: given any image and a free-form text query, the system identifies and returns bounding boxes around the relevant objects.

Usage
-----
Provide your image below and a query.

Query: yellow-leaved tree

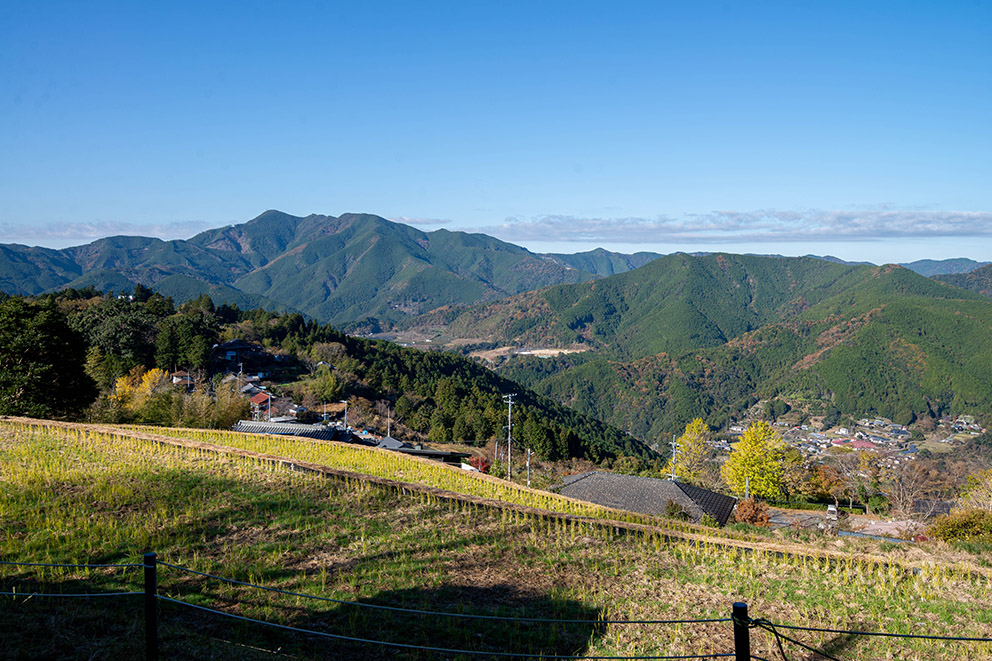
[110,367,171,413]
[664,418,710,485]
[721,420,784,499]
[959,469,992,512]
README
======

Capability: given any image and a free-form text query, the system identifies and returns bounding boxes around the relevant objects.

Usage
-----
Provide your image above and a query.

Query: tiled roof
[558,472,737,526]
[231,421,340,441]
[377,435,408,450]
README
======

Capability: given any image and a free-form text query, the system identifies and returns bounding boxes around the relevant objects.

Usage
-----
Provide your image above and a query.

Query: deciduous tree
[721,420,785,499]
[664,418,711,485]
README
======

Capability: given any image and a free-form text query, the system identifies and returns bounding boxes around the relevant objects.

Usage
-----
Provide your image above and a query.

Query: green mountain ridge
[935,263,992,298]
[417,254,992,437]
[0,211,598,323]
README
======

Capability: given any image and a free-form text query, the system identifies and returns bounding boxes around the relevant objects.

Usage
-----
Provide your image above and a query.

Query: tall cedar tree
[0,299,96,417]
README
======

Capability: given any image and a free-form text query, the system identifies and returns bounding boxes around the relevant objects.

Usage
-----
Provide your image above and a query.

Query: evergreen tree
[0,299,96,417]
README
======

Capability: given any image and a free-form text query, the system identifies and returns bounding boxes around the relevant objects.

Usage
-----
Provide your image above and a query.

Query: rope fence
[159,559,730,625]
[3,553,992,660]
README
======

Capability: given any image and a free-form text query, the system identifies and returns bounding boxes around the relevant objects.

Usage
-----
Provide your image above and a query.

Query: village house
[556,472,738,526]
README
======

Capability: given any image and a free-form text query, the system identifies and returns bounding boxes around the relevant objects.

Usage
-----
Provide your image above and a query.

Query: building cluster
[722,413,985,471]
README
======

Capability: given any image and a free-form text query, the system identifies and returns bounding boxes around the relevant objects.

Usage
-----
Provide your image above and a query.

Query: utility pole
[668,433,679,481]
[340,399,348,430]
[526,448,532,488]
[503,393,515,480]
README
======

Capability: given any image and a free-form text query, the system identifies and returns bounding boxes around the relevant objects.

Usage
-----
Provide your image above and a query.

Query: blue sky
[2,1,990,263]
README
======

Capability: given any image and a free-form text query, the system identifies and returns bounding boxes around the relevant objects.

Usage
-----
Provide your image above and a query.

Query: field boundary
[5,556,992,660]
[4,417,990,582]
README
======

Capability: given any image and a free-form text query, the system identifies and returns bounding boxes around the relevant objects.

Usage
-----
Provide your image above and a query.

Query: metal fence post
[144,552,158,661]
[733,602,750,661]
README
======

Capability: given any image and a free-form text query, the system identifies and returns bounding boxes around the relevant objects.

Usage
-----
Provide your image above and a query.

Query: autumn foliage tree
[721,420,785,499]
[664,418,711,485]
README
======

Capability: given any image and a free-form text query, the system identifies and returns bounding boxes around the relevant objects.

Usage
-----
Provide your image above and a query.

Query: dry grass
[3,419,992,659]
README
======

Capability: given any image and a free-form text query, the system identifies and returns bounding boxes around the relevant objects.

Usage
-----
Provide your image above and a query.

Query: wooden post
[144,552,158,660]
[733,602,750,661]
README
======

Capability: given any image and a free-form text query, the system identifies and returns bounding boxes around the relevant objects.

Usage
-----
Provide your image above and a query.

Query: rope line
[0,560,140,569]
[159,560,729,626]
[159,595,734,659]
[767,621,992,643]
[0,590,143,598]
[748,619,842,661]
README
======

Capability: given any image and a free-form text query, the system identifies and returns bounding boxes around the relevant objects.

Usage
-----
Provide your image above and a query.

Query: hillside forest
[0,287,648,464]
[420,254,992,439]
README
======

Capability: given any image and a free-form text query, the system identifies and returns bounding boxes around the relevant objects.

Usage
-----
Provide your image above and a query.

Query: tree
[664,418,710,485]
[0,299,96,418]
[304,366,343,403]
[721,421,785,499]
[884,459,952,519]
[959,468,992,512]
[73,298,158,377]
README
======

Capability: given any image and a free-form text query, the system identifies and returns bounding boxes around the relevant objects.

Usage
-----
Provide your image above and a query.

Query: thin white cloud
[0,219,212,244]
[479,209,992,244]
[390,216,452,226]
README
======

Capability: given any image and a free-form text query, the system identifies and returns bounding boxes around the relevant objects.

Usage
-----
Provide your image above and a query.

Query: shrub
[664,500,689,520]
[928,509,992,543]
[733,497,771,527]
[698,514,720,527]
[867,495,890,516]
[468,455,491,474]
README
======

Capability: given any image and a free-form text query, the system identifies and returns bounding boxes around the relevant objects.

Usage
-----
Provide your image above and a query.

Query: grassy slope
[4,420,992,659]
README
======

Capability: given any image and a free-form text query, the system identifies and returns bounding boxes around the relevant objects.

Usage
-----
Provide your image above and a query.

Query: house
[249,392,272,408]
[214,339,265,363]
[231,420,342,442]
[377,435,407,450]
[556,472,738,526]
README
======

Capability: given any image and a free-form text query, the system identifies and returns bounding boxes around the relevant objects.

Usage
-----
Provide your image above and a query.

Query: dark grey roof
[396,447,471,464]
[231,421,340,441]
[377,435,409,450]
[558,472,737,526]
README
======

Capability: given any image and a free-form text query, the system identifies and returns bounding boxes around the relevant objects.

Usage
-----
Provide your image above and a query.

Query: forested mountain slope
[0,211,597,326]
[935,263,992,299]
[420,255,992,437]
[1,290,650,463]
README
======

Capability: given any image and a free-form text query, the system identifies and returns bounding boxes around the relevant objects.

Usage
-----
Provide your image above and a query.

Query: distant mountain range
[1,211,987,329]
[407,253,992,437]
[0,212,599,326]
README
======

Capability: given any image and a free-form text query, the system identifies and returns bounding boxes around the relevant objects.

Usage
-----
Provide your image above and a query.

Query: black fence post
[733,602,750,661]
[144,552,158,661]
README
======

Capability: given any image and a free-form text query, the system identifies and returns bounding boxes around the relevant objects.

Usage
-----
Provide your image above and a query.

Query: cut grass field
[3,418,992,659]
